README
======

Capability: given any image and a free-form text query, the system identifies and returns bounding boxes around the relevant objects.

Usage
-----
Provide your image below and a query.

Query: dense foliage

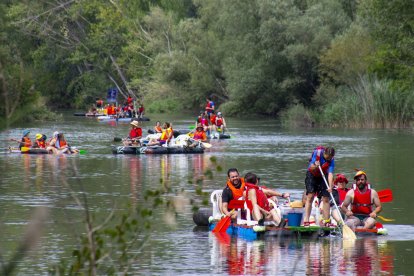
[1,0,413,127]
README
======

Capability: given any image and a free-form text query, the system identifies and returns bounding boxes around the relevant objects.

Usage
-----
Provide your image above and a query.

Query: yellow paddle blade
[20,147,31,152]
[201,142,212,149]
[377,215,395,222]
[342,224,357,240]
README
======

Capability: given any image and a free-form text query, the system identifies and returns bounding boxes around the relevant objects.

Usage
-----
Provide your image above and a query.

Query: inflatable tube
[142,146,169,154]
[167,147,204,154]
[73,112,86,116]
[210,133,231,139]
[112,146,140,154]
[193,208,212,226]
[98,116,150,122]
[112,145,204,155]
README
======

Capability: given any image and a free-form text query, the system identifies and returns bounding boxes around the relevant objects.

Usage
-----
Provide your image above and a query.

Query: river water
[0,112,413,275]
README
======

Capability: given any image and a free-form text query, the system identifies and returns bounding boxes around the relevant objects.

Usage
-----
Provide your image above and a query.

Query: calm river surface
[1,112,413,275]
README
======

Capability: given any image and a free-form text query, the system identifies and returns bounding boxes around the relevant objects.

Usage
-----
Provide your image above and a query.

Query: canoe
[97,115,150,122]
[112,145,204,155]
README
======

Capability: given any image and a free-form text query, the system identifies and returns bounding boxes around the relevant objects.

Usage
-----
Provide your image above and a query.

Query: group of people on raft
[197,97,227,137]
[220,146,383,231]
[123,120,208,149]
[90,96,145,118]
[12,129,79,154]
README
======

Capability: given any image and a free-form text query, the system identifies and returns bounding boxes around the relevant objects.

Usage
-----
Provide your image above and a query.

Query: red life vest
[336,187,349,204]
[210,114,217,125]
[201,118,209,126]
[216,117,223,127]
[129,128,142,139]
[245,182,271,212]
[35,140,46,149]
[308,146,331,177]
[351,185,372,215]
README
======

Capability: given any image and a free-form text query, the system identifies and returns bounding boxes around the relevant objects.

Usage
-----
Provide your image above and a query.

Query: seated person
[147,122,173,146]
[340,170,382,230]
[215,112,227,133]
[154,121,163,133]
[244,172,289,227]
[48,132,78,154]
[188,123,207,148]
[18,130,32,149]
[33,133,47,149]
[123,121,142,146]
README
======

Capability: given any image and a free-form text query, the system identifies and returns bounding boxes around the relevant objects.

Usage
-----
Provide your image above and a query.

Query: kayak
[97,115,150,122]
[112,145,205,155]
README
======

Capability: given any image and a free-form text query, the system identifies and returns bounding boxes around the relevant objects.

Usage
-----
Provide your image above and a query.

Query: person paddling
[340,170,382,230]
[123,120,142,146]
[12,130,32,150]
[188,123,207,148]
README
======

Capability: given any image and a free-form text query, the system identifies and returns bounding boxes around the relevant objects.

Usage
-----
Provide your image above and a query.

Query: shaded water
[1,113,413,275]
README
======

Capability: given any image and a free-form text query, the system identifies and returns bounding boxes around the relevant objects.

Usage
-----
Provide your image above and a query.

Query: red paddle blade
[212,216,231,233]
[378,189,393,203]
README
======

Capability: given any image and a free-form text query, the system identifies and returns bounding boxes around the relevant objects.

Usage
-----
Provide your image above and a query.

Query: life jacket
[245,182,271,212]
[127,97,133,104]
[129,128,142,139]
[56,139,67,149]
[226,178,246,199]
[308,146,332,177]
[154,126,162,133]
[216,117,223,127]
[336,187,349,204]
[96,100,103,108]
[193,130,206,141]
[201,118,209,126]
[21,137,32,147]
[35,140,46,149]
[351,184,373,215]
[160,127,173,141]
[210,114,217,125]
[205,101,214,112]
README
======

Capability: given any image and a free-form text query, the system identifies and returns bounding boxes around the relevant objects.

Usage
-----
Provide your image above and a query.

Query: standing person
[244,172,289,227]
[205,97,215,119]
[303,146,336,227]
[340,170,382,230]
[123,121,142,146]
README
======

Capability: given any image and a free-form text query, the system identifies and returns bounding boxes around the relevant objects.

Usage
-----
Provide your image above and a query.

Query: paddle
[212,209,235,233]
[189,138,212,149]
[319,166,357,240]
[378,189,393,202]
[377,215,395,222]
[20,146,30,153]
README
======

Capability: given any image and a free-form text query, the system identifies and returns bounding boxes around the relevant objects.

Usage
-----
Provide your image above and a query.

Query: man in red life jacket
[244,172,289,226]
[340,170,382,230]
[303,146,335,227]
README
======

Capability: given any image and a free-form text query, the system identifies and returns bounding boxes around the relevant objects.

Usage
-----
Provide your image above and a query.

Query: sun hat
[130,120,140,127]
[217,112,222,116]
[196,123,203,129]
[354,170,367,179]
[23,130,30,137]
[53,131,59,137]
[334,174,348,184]
[35,133,43,140]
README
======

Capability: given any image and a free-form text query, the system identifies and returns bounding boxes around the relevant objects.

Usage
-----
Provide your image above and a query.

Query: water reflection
[210,233,395,275]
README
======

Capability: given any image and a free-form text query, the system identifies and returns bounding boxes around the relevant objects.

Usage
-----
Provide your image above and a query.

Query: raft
[210,132,231,139]
[97,115,150,122]
[112,145,205,155]
[8,147,49,154]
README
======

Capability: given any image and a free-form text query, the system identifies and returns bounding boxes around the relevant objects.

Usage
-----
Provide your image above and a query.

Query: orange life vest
[226,178,246,199]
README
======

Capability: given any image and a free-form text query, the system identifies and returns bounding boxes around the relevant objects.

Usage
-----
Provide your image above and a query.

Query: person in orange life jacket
[147,122,173,146]
[340,170,382,230]
[244,172,290,226]
[330,174,350,226]
[303,146,335,227]
[33,133,47,149]
[123,120,142,146]
[188,123,207,148]
[18,130,32,149]
[221,168,245,220]
[154,121,163,133]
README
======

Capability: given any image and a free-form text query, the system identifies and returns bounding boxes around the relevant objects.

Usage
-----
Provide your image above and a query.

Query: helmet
[354,170,367,180]
[23,130,30,137]
[35,133,43,140]
[334,174,348,184]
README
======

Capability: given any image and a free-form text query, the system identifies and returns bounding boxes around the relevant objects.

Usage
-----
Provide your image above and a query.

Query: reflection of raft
[97,116,150,122]
[8,147,49,154]
[112,145,204,155]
